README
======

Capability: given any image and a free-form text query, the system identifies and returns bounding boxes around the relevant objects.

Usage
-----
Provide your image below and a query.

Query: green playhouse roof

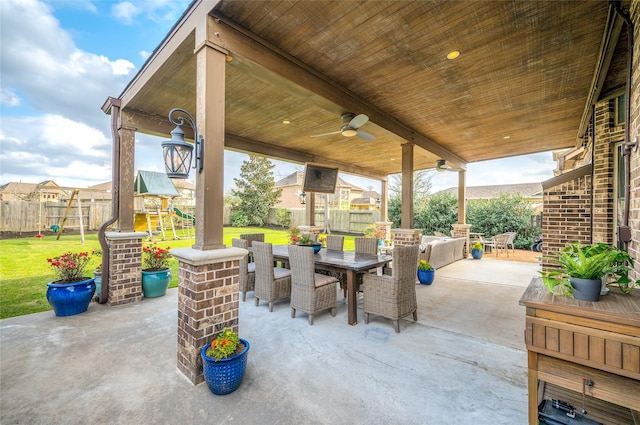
[134,170,179,197]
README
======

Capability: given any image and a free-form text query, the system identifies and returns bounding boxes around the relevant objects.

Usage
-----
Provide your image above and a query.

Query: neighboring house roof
[134,171,179,197]
[0,182,38,196]
[171,179,195,190]
[436,183,543,200]
[88,182,112,191]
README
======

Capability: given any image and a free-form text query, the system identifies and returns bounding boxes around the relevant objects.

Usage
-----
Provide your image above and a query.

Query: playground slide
[174,207,195,224]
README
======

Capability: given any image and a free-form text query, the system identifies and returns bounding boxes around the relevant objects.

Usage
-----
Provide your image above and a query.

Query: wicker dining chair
[355,237,378,255]
[363,244,419,333]
[288,244,338,325]
[326,235,344,251]
[232,238,255,302]
[240,233,265,262]
[252,241,291,312]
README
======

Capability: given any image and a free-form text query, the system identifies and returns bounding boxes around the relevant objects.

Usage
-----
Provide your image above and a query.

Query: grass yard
[0,228,359,319]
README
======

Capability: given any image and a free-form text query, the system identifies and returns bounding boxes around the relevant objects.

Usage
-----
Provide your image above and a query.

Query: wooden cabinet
[520,279,640,424]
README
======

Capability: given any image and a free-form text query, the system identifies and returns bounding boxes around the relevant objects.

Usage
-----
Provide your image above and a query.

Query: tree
[414,192,458,234]
[388,170,432,207]
[231,156,282,226]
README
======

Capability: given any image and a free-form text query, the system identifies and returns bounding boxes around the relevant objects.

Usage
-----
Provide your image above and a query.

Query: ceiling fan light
[341,128,357,137]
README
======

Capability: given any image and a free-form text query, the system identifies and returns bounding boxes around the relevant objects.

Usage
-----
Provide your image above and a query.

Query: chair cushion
[274,267,292,279]
[313,273,338,288]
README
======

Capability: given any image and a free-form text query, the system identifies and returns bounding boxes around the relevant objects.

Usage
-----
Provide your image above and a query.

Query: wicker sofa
[418,235,466,269]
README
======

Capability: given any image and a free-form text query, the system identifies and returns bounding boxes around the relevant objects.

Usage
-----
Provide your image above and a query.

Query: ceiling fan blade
[356,131,376,142]
[311,131,341,138]
[349,114,369,129]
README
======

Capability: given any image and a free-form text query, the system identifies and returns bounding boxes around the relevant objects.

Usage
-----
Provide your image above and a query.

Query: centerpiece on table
[201,327,250,395]
[364,223,386,246]
[297,234,322,254]
[46,250,99,316]
[141,244,173,298]
[417,260,435,285]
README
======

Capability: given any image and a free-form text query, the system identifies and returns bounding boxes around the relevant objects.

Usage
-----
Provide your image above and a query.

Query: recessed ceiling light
[225,55,234,62]
[447,51,460,60]
[503,135,511,139]
[282,120,290,125]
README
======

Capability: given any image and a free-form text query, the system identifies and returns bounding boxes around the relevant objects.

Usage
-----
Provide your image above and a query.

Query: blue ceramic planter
[298,242,322,254]
[142,269,171,298]
[417,269,435,285]
[471,249,483,259]
[46,278,96,316]
[201,338,250,395]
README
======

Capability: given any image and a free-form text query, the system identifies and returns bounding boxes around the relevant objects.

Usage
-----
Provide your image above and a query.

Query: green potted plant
[46,250,99,316]
[470,241,483,259]
[298,234,322,254]
[539,242,638,301]
[417,259,435,285]
[201,327,250,395]
[141,244,173,298]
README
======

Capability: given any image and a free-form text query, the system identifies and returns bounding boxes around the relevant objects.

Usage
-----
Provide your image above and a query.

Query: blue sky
[0,0,559,195]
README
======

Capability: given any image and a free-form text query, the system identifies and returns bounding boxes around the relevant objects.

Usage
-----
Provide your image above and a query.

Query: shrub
[231,211,249,227]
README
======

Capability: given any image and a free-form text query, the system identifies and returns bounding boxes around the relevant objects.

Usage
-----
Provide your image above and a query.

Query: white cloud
[0,87,20,106]
[111,1,140,25]
[140,50,151,61]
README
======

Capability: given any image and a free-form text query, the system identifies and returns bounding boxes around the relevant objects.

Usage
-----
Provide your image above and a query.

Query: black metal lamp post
[161,108,203,179]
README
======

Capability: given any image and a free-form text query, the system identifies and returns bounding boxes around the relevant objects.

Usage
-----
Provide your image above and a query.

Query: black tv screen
[302,163,339,193]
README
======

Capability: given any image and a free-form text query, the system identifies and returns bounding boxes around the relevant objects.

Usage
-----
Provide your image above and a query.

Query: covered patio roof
[111,0,621,180]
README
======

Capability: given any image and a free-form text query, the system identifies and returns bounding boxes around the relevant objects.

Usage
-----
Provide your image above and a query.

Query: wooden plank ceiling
[120,0,610,180]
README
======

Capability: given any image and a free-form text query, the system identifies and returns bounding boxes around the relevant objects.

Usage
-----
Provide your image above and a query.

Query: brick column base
[105,232,146,305]
[451,224,472,257]
[171,246,246,385]
[392,228,422,246]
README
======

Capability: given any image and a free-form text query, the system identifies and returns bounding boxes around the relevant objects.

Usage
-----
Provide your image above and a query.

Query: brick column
[105,232,146,305]
[171,246,246,385]
[451,224,471,257]
[392,228,421,246]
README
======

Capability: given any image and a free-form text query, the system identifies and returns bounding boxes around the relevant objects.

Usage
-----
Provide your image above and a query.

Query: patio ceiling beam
[118,109,387,181]
[209,12,467,171]
[225,133,387,181]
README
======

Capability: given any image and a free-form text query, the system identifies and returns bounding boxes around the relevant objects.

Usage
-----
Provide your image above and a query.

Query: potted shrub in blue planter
[46,250,99,316]
[470,241,484,259]
[201,327,250,395]
[141,244,173,298]
[417,260,435,285]
[297,234,322,254]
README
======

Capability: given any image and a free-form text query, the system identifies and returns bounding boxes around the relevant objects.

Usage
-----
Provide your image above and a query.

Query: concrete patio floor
[1,258,540,425]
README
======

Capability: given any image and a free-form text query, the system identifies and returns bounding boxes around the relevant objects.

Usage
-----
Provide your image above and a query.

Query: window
[615,93,626,126]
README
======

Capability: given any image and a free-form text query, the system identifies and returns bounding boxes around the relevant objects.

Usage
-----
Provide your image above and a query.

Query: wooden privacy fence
[1,200,380,235]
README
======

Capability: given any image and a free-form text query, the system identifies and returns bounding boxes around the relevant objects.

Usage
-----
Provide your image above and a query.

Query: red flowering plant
[47,250,99,284]
[363,224,385,240]
[288,227,301,244]
[142,244,173,271]
[205,327,242,361]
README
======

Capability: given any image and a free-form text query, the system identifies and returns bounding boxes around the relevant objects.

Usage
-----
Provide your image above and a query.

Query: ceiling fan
[311,113,376,141]
[436,159,457,172]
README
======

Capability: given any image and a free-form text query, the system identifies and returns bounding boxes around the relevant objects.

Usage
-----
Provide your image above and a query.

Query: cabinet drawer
[526,316,640,380]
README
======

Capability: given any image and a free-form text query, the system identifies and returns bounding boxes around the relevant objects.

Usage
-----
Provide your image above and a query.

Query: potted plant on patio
[201,327,250,395]
[46,250,99,316]
[141,244,173,298]
[288,227,301,244]
[470,241,483,259]
[417,260,435,285]
[539,242,638,301]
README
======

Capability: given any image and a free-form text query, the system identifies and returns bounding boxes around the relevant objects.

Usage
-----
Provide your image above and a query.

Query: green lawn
[0,228,358,319]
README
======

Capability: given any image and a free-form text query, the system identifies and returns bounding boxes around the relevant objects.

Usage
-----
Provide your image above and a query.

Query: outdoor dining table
[270,244,392,325]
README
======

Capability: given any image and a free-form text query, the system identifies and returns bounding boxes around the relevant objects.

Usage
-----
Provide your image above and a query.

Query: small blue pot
[201,338,250,395]
[46,278,96,316]
[417,269,435,285]
[471,249,483,259]
[299,242,322,254]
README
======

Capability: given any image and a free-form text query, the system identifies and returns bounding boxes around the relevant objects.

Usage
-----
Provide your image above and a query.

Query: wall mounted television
[302,163,339,193]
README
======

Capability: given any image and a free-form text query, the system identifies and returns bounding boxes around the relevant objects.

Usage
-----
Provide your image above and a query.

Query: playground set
[133,170,195,241]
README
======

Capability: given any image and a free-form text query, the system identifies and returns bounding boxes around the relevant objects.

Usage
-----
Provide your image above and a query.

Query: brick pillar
[171,246,245,385]
[392,228,421,246]
[105,232,146,305]
[452,224,471,257]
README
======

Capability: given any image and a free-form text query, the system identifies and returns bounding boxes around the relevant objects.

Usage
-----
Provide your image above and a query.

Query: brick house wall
[629,0,639,281]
